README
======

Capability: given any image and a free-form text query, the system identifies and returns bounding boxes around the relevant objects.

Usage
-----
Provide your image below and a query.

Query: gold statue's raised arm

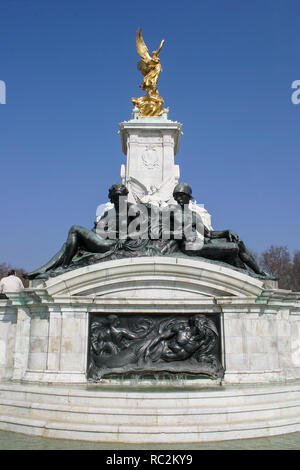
[154,38,165,56]
[132,28,166,116]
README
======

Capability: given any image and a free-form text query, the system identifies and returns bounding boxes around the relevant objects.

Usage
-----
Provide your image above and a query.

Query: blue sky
[0,0,299,271]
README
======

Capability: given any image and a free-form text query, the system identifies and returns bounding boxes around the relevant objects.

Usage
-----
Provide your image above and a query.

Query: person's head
[108,183,129,207]
[7,270,16,277]
[173,183,193,207]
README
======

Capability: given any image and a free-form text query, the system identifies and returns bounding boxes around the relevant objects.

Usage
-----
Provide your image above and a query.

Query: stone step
[1,383,300,409]
[1,396,300,426]
[0,412,300,443]
[1,382,300,442]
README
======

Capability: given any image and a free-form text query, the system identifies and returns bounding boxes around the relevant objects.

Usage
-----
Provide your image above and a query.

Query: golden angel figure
[132,28,166,116]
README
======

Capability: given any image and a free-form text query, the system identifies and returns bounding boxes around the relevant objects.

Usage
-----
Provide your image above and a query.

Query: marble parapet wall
[0,257,299,385]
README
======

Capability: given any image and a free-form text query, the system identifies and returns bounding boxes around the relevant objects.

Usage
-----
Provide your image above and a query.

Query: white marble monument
[0,105,299,442]
[0,28,300,443]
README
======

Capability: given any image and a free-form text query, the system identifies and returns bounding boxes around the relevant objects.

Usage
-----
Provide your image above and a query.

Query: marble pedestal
[1,257,300,385]
[119,109,182,205]
[1,257,300,442]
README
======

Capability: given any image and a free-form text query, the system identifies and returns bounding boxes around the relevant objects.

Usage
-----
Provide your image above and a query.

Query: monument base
[0,257,300,442]
[0,381,300,443]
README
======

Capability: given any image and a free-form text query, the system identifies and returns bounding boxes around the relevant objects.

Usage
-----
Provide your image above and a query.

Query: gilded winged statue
[132,28,166,116]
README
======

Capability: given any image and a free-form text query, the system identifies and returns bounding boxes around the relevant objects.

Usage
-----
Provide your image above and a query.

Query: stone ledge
[39,257,265,298]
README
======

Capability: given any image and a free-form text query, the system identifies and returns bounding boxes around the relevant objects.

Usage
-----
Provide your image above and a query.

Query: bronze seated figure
[25,182,267,280]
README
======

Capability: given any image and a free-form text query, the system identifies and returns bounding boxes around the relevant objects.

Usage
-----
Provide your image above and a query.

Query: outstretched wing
[96,202,114,221]
[128,176,148,203]
[156,177,175,203]
[136,28,152,63]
